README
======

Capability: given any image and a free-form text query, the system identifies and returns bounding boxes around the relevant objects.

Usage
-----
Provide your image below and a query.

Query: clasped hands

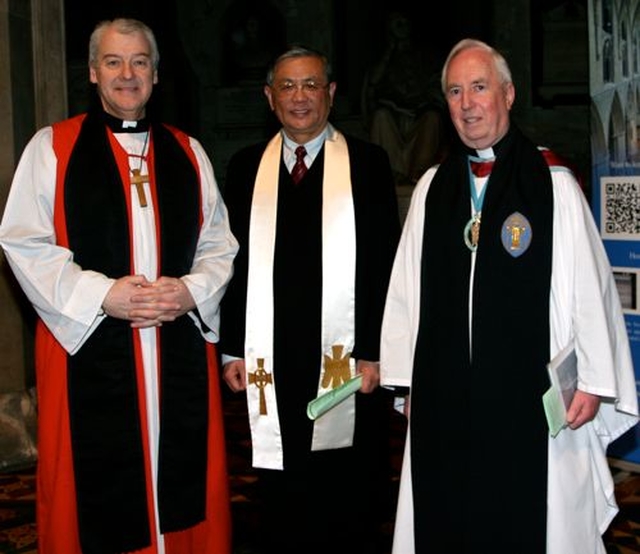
[102,275,195,328]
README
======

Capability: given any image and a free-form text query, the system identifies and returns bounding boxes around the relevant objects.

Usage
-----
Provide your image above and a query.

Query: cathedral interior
[4,0,640,552]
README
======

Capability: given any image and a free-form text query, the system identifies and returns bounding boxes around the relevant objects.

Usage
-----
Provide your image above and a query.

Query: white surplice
[380,164,639,554]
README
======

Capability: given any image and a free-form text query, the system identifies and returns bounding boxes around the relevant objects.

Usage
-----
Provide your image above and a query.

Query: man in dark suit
[220,45,401,554]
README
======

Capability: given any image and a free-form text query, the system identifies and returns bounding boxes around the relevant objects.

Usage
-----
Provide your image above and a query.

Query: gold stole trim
[246,128,356,470]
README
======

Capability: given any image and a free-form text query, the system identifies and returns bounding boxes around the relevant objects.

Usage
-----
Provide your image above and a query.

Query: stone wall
[0,0,66,470]
[0,389,37,471]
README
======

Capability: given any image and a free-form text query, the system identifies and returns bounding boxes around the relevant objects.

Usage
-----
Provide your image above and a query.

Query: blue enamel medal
[501,212,532,257]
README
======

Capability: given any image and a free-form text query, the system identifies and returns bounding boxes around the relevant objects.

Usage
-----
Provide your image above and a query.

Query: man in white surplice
[380,38,639,554]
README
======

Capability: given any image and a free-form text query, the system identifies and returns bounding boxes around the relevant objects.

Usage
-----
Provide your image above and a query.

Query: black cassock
[220,132,401,554]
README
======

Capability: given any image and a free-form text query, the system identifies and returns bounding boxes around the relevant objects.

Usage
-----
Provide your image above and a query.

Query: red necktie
[469,159,495,178]
[291,146,308,184]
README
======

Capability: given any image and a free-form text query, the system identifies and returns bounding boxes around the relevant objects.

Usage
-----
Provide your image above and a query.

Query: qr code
[602,178,640,238]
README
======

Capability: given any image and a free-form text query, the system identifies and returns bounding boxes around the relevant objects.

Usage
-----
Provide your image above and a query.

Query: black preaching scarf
[410,126,553,553]
[62,110,208,553]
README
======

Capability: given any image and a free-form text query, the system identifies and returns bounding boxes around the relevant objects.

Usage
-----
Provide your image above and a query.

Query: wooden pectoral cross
[130,168,149,207]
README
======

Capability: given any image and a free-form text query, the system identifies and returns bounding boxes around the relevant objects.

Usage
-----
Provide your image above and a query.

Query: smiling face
[89,25,158,121]
[444,46,514,150]
[264,55,336,144]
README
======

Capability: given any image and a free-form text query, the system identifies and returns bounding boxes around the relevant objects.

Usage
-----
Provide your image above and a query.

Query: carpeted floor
[0,469,36,554]
[0,392,639,554]
[605,468,640,553]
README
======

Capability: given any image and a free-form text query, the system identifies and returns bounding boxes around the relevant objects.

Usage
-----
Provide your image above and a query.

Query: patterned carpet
[0,469,36,554]
[0,392,638,554]
[605,468,640,554]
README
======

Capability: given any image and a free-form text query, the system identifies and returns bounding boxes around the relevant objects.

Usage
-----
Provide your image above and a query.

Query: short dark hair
[266,45,332,85]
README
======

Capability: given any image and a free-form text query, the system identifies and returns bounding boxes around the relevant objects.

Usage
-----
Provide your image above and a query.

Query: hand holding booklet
[307,374,363,420]
[542,343,578,437]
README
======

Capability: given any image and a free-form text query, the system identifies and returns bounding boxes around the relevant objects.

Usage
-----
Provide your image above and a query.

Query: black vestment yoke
[411,126,553,552]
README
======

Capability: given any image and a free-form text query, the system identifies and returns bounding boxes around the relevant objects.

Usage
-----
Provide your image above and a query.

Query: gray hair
[266,45,332,86]
[441,38,512,94]
[89,18,160,70]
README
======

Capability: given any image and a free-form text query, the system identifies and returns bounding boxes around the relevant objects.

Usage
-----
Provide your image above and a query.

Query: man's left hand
[566,389,601,430]
[357,360,380,393]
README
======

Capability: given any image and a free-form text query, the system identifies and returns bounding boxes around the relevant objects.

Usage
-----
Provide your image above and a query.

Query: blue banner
[591,170,640,463]
[589,0,640,462]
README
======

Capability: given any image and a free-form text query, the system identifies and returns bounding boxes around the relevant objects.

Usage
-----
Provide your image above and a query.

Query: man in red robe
[0,18,238,554]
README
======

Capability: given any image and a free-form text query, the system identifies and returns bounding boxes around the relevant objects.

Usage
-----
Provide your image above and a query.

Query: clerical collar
[475,147,495,160]
[100,111,150,133]
[466,125,513,160]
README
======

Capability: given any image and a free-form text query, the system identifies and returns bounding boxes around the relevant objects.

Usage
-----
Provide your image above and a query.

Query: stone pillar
[492,0,533,111]
[0,0,66,469]
[32,0,67,128]
[0,0,30,396]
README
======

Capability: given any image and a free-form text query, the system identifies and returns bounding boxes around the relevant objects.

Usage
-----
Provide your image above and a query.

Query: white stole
[245,128,356,470]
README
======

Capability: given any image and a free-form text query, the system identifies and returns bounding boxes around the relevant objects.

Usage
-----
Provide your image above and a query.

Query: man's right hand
[223,359,247,392]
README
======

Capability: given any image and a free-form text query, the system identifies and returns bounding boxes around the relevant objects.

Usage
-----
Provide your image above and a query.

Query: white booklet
[542,343,578,437]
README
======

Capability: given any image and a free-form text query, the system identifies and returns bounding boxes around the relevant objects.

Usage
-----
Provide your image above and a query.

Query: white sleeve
[550,169,637,414]
[181,137,239,342]
[380,167,436,388]
[0,127,113,354]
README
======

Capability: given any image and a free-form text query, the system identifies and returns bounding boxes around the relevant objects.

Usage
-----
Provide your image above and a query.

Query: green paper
[542,387,566,438]
[307,374,363,420]
[542,344,577,438]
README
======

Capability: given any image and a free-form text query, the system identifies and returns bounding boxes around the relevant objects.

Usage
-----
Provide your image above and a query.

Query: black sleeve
[350,140,401,362]
[218,146,262,358]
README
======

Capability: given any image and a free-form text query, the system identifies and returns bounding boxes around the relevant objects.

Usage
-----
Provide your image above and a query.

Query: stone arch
[609,92,626,164]
[627,84,638,161]
[590,99,607,169]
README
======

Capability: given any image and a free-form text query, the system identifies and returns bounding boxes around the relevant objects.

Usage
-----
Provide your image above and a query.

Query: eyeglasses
[273,79,329,95]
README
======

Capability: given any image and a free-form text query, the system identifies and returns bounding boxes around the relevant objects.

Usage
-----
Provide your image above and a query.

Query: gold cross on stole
[322,344,352,389]
[130,168,149,207]
[248,358,273,415]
